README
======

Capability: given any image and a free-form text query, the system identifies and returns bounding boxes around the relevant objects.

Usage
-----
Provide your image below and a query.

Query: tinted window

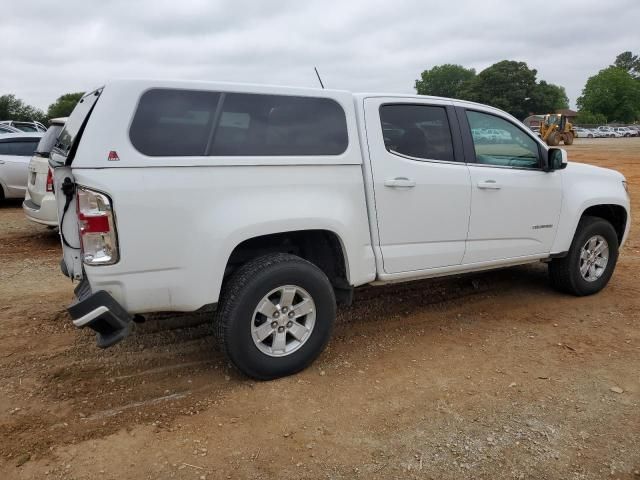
[15,124,38,132]
[129,89,348,157]
[466,111,540,169]
[210,93,348,156]
[130,89,220,156]
[379,104,455,162]
[36,124,64,155]
[0,140,39,156]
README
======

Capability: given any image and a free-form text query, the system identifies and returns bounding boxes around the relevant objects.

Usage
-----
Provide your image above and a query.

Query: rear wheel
[215,253,336,380]
[549,216,619,296]
[563,132,574,145]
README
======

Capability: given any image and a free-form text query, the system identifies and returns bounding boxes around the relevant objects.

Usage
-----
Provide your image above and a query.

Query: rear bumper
[68,279,134,348]
[22,194,58,226]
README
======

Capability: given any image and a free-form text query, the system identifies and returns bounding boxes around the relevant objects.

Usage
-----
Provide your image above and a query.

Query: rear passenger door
[364,98,471,273]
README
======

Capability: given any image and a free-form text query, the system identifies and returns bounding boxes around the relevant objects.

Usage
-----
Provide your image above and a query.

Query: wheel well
[582,205,627,243]
[225,230,350,300]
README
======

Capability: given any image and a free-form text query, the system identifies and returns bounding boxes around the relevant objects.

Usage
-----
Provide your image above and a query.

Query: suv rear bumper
[68,279,134,348]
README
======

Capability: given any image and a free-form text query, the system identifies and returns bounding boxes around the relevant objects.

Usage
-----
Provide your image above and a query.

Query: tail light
[76,187,119,265]
[46,168,54,192]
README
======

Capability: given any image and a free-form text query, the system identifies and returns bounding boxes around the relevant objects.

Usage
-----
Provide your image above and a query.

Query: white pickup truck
[50,80,630,379]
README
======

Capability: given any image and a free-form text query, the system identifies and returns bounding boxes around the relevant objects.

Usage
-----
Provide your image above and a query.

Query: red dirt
[1,138,639,479]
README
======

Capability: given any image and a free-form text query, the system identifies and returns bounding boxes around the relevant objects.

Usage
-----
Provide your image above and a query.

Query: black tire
[215,253,336,380]
[563,132,574,145]
[548,216,619,296]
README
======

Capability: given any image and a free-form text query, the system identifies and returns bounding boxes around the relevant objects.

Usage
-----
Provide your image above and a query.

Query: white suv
[23,117,67,226]
[50,80,630,379]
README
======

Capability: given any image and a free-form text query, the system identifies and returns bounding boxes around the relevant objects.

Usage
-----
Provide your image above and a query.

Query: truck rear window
[129,89,348,157]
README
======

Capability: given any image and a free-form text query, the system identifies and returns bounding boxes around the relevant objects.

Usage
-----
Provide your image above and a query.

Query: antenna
[314,67,325,89]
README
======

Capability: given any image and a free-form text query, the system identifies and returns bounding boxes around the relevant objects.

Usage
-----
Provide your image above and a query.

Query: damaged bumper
[68,279,134,348]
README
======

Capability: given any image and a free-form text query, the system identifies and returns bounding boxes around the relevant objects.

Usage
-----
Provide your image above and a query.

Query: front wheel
[215,253,336,380]
[563,132,574,145]
[549,216,619,296]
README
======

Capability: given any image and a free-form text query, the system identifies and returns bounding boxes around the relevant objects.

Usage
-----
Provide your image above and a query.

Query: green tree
[459,60,538,119]
[577,66,640,123]
[47,92,84,119]
[0,94,47,123]
[574,111,607,125]
[528,80,569,114]
[415,64,476,98]
[613,51,640,80]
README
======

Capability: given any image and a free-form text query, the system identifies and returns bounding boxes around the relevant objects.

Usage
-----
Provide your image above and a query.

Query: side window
[129,89,348,157]
[0,140,39,156]
[210,93,348,156]
[130,89,221,156]
[466,110,540,169]
[379,104,455,162]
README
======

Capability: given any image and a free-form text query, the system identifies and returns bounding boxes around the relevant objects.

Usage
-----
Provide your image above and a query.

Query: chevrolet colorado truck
[50,80,630,379]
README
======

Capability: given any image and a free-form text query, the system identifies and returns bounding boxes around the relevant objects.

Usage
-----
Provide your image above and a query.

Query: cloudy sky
[2,0,638,111]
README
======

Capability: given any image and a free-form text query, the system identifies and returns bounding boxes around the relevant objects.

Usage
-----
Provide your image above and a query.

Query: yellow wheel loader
[540,114,575,146]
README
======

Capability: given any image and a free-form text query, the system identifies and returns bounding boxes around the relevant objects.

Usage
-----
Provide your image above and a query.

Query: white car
[23,118,67,226]
[574,127,595,138]
[591,129,609,138]
[0,132,43,199]
[50,80,630,380]
[596,126,623,138]
[614,127,634,137]
[484,128,512,142]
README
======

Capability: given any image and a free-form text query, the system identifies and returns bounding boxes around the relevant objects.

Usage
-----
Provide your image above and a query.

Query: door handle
[0,160,5,164]
[477,179,501,190]
[384,177,416,188]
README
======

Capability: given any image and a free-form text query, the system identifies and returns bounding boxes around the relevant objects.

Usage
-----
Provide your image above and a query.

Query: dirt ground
[1,138,639,479]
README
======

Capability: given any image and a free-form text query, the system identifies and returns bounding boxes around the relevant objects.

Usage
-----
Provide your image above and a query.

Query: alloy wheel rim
[579,235,609,282]
[251,285,316,357]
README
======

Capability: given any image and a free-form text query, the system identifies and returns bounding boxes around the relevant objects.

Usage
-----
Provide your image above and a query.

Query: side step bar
[68,281,134,348]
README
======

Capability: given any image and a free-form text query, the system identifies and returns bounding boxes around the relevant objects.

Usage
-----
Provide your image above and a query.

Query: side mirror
[547,148,568,171]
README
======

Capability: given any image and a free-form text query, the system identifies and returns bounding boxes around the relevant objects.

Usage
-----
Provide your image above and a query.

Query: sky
[2,0,639,111]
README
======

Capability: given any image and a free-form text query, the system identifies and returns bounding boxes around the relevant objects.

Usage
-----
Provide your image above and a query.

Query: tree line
[0,92,84,125]
[415,51,640,123]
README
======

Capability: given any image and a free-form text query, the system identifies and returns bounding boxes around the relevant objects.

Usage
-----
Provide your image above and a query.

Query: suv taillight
[76,187,119,265]
[46,168,54,192]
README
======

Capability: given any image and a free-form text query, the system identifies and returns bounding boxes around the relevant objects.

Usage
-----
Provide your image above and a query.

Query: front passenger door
[460,108,562,264]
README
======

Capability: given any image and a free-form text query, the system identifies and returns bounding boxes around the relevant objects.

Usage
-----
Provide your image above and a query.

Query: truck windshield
[50,88,103,166]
